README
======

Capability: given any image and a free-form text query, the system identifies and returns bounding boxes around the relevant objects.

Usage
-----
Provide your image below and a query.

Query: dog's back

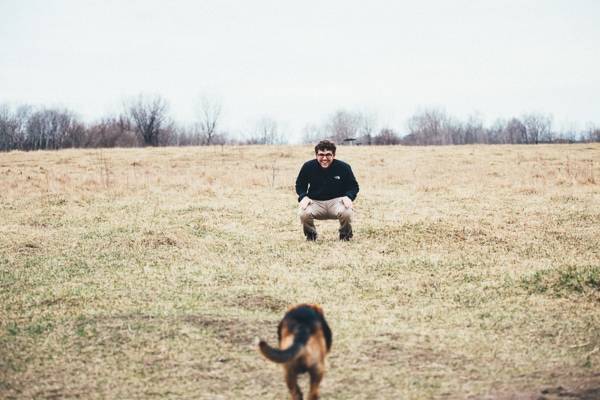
[259,304,332,400]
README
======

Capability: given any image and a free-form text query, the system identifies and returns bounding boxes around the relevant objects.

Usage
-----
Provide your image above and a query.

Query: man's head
[314,140,336,169]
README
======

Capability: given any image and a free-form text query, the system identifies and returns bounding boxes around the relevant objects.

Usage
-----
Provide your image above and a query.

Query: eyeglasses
[317,153,334,158]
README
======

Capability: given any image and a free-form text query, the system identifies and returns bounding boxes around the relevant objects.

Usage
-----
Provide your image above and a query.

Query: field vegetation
[1,144,599,399]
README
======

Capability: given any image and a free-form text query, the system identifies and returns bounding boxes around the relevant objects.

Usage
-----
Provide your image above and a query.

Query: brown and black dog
[259,304,332,400]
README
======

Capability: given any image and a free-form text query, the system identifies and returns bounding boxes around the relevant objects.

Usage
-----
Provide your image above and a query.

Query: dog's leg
[308,365,324,400]
[285,368,303,400]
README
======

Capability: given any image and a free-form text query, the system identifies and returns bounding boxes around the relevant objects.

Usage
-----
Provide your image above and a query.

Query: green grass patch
[521,265,600,296]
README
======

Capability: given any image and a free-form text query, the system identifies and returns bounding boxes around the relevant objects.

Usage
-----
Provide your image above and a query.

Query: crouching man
[295,140,359,241]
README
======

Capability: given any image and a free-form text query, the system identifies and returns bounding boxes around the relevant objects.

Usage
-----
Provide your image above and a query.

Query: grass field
[1,144,599,399]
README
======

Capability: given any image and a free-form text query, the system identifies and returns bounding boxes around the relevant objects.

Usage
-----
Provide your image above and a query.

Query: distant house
[343,137,357,145]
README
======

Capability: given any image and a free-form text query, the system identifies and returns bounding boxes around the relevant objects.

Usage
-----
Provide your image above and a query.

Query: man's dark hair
[314,140,336,155]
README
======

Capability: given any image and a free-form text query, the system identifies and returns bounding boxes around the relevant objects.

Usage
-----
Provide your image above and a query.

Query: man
[295,140,359,241]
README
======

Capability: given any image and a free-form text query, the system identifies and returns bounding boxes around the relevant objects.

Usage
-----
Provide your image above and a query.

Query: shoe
[339,228,353,241]
[305,231,317,241]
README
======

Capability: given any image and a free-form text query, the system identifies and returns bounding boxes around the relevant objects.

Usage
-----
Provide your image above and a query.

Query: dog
[259,304,332,400]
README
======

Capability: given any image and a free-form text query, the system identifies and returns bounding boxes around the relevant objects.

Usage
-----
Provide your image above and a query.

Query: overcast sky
[1,0,599,142]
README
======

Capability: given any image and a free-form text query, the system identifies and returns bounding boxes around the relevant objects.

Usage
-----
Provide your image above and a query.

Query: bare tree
[447,117,465,145]
[373,128,401,145]
[522,113,553,144]
[87,115,138,148]
[557,129,577,143]
[407,108,453,145]
[13,105,32,150]
[171,124,195,146]
[301,123,322,144]
[25,109,54,150]
[503,118,527,144]
[126,95,170,146]
[464,113,485,144]
[62,119,87,148]
[247,117,285,144]
[585,124,600,142]
[487,118,506,144]
[326,110,361,143]
[196,96,222,145]
[357,111,377,145]
[21,107,82,150]
[0,104,34,151]
[0,104,16,151]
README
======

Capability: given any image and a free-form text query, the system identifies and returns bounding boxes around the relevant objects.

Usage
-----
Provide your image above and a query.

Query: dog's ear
[286,303,325,316]
[309,304,324,316]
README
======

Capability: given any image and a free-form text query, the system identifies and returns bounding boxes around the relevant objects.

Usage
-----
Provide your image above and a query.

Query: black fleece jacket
[295,159,359,202]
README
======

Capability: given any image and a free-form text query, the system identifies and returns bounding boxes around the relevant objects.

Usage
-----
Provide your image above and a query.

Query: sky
[1,0,599,142]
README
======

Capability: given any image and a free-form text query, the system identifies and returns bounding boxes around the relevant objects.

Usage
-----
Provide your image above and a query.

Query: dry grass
[1,144,599,399]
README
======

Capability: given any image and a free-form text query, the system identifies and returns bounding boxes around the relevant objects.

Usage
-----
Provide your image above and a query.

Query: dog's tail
[258,326,310,363]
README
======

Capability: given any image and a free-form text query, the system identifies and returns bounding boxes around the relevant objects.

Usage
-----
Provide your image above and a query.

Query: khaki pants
[298,197,353,237]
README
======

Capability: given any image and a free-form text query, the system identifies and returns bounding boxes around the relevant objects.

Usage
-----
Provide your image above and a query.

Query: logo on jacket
[334,176,341,180]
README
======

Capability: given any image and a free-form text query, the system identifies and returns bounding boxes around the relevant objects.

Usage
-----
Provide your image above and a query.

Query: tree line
[0,95,223,151]
[302,109,600,146]
[1,95,599,152]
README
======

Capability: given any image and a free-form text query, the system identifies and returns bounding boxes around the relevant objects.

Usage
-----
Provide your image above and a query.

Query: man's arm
[344,165,359,201]
[295,163,310,202]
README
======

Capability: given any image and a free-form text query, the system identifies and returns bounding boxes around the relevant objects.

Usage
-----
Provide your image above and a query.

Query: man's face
[316,150,335,168]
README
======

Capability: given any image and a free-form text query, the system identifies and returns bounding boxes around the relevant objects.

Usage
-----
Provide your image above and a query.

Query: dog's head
[288,303,325,317]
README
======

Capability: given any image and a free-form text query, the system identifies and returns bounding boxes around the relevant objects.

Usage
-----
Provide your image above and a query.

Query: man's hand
[299,196,312,210]
[341,196,353,209]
